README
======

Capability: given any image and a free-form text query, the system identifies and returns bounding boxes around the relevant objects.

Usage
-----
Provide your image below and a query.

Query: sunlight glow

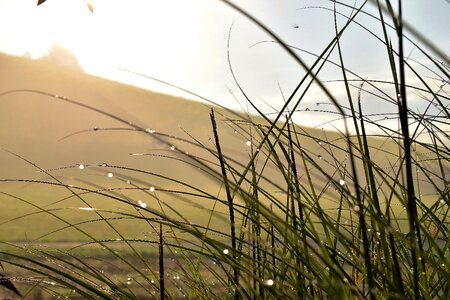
[1,0,206,83]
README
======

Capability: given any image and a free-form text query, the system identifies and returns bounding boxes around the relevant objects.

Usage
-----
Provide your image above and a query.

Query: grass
[1,0,449,299]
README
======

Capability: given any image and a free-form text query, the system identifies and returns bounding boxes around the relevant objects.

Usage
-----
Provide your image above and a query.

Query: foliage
[1,0,449,299]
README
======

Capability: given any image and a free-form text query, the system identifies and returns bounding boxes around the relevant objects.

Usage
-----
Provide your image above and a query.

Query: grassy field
[0,54,442,243]
[1,0,449,298]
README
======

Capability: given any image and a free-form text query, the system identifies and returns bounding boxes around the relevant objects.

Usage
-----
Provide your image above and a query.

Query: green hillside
[0,53,443,242]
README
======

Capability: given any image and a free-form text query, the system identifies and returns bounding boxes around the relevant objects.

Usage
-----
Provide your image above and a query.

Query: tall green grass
[1,0,449,299]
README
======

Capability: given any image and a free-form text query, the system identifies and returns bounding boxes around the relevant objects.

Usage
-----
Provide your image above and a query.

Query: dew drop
[79,207,95,211]
[353,205,360,212]
[246,141,251,147]
[107,172,114,178]
[440,199,445,204]
[140,202,147,209]
[146,128,156,133]
[265,279,274,286]
[234,130,237,134]
[339,179,345,186]
[93,126,99,131]
[149,186,156,192]
[126,180,131,184]
[223,249,229,255]
[170,145,176,151]
[318,155,322,160]
[78,164,85,170]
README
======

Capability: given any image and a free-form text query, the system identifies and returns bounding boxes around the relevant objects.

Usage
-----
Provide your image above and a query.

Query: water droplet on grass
[140,202,147,208]
[318,155,322,160]
[146,128,155,133]
[79,207,96,211]
[170,145,176,151]
[78,164,85,170]
[107,172,114,178]
[339,179,345,186]
[246,141,251,147]
[149,186,155,192]
[223,249,229,255]
[265,279,274,286]
[353,205,360,212]
[93,126,99,131]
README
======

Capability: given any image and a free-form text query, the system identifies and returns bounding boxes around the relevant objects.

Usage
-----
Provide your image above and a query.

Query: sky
[0,0,449,132]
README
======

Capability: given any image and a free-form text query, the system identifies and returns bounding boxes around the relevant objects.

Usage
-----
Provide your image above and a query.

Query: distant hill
[0,53,234,180]
[0,53,440,242]
[0,52,438,192]
[38,44,84,72]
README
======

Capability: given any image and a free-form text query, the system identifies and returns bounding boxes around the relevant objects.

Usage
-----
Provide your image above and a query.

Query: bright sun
[17,0,206,80]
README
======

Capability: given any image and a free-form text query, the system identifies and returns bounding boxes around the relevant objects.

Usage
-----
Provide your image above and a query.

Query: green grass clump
[0,1,449,299]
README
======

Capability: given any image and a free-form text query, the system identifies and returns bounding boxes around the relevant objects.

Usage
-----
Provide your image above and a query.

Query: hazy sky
[0,0,448,130]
